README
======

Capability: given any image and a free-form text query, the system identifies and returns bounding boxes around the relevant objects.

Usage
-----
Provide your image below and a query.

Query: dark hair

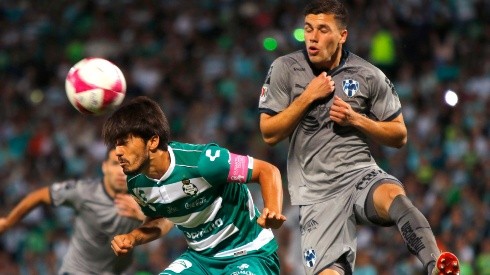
[102,96,170,150]
[304,0,349,29]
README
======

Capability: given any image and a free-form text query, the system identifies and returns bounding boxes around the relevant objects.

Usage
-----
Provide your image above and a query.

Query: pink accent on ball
[68,68,97,93]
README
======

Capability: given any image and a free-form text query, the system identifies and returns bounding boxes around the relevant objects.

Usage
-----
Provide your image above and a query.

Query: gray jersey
[259,49,401,205]
[50,179,142,274]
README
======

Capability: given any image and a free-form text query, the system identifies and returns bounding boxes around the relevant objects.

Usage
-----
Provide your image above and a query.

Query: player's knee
[373,183,405,217]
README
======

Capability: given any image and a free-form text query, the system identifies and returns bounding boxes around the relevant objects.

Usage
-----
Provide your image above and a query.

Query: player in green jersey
[258,0,459,274]
[102,96,287,275]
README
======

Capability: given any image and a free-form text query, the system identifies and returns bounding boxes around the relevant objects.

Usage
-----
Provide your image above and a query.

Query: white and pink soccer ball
[65,57,126,115]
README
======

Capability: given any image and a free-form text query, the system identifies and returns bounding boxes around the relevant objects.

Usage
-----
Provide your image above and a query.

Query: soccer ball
[65,57,126,115]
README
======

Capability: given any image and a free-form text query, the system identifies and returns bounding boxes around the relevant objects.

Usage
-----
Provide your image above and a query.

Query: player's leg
[317,254,351,275]
[224,251,280,275]
[373,184,459,274]
[299,195,356,275]
[354,168,459,275]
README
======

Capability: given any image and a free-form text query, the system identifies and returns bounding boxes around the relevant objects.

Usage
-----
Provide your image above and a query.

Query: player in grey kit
[258,0,460,274]
[0,148,145,274]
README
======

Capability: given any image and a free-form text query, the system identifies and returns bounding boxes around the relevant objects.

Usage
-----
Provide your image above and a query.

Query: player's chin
[308,56,325,68]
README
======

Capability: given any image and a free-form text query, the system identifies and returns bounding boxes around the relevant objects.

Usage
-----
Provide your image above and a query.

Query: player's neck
[145,150,171,180]
[103,181,117,198]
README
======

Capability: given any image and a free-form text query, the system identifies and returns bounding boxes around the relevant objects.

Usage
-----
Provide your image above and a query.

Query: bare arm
[111,216,174,256]
[260,72,335,145]
[0,187,51,233]
[250,159,286,229]
[330,95,407,148]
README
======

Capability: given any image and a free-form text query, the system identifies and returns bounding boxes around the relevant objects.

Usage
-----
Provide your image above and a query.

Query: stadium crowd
[0,0,489,274]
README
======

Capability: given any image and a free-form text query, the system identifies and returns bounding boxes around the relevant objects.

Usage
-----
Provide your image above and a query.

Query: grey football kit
[127,141,280,275]
[50,179,142,275]
[259,49,439,274]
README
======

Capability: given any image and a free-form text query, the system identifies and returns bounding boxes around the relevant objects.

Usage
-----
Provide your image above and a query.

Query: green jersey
[127,141,277,258]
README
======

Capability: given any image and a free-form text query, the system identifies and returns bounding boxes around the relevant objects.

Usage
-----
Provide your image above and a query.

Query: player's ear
[340,29,348,44]
[148,135,160,151]
[101,161,107,174]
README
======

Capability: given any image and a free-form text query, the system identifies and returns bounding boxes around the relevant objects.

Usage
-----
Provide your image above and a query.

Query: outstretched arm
[111,216,174,256]
[250,159,287,229]
[0,187,51,233]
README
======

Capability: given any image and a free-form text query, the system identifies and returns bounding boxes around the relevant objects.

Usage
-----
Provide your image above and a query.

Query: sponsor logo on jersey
[231,263,255,275]
[260,86,268,102]
[166,259,193,273]
[166,205,178,214]
[300,115,320,135]
[355,169,384,190]
[185,218,223,239]
[300,219,319,235]
[304,248,316,268]
[182,179,198,196]
[233,250,247,257]
[294,83,307,90]
[238,263,249,270]
[52,180,77,192]
[185,197,207,209]
[342,79,359,97]
[385,76,398,97]
[264,65,273,84]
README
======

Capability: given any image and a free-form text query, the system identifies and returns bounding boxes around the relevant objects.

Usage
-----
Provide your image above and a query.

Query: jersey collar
[306,49,349,76]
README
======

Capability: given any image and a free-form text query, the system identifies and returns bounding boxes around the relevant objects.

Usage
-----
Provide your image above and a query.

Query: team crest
[342,79,359,97]
[304,248,316,268]
[182,179,198,196]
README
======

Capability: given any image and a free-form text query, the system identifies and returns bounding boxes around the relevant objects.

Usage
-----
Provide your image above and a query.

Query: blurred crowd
[0,0,489,274]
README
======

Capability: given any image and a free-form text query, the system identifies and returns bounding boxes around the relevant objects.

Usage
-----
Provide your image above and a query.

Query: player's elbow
[393,137,407,148]
[392,131,408,148]
[262,134,280,146]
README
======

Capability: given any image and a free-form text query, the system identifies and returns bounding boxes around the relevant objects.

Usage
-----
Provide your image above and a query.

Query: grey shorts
[299,168,402,275]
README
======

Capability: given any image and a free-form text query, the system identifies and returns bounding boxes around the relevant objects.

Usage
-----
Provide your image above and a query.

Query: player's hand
[257,208,287,229]
[304,72,335,102]
[329,95,358,126]
[0,218,10,234]
[115,193,145,222]
[111,234,135,256]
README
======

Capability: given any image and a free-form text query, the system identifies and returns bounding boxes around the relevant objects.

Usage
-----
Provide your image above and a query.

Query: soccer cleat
[433,252,460,275]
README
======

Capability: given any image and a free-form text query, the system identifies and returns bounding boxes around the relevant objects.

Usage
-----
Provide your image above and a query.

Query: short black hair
[304,0,349,29]
[102,96,170,150]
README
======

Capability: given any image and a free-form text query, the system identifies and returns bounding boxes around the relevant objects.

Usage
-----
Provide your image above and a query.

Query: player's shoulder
[169,141,222,153]
[49,178,103,206]
[273,49,308,67]
[169,141,228,167]
[75,178,103,195]
[345,51,386,77]
[51,178,100,192]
